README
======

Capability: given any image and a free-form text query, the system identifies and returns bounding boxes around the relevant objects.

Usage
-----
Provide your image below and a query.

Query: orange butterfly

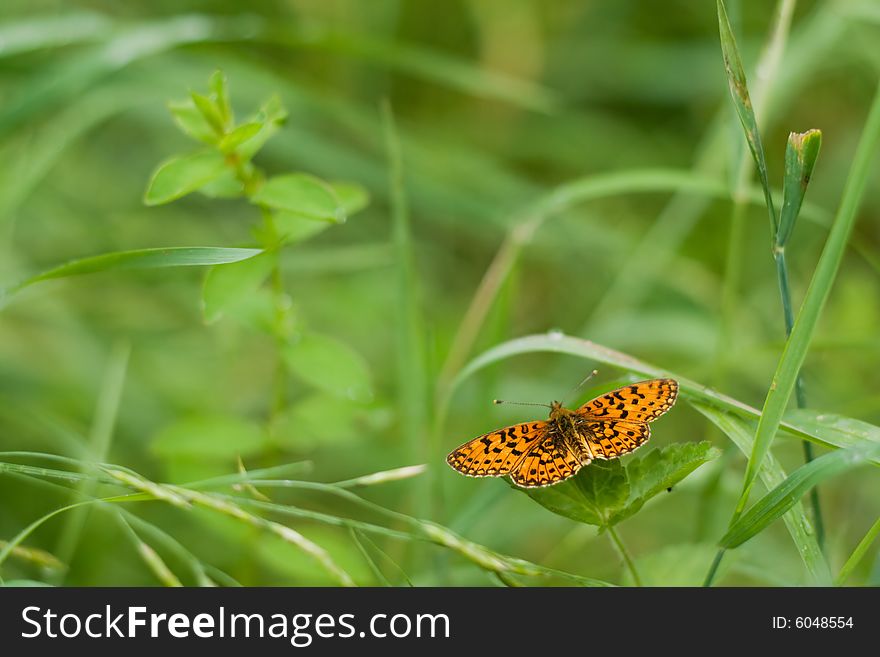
[446,378,678,488]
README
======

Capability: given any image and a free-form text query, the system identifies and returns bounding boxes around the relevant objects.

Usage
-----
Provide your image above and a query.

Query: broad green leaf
[272,394,384,450]
[252,173,345,223]
[151,415,269,459]
[1,246,262,306]
[283,332,373,402]
[778,129,821,248]
[237,94,287,161]
[144,151,227,205]
[330,182,370,216]
[167,99,217,144]
[202,252,276,324]
[721,444,880,549]
[607,441,719,526]
[524,443,716,528]
[198,168,245,199]
[190,91,225,134]
[219,121,262,153]
[523,461,628,527]
[274,211,333,243]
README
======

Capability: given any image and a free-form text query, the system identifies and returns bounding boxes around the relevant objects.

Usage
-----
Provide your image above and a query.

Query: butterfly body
[446,378,678,488]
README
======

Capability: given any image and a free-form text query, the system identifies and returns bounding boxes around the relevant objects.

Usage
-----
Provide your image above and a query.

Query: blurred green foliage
[1,0,880,587]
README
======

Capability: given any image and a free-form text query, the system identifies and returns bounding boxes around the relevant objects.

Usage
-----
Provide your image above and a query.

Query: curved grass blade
[1,246,263,307]
[721,444,880,550]
[836,517,880,585]
[448,332,880,462]
[693,403,829,585]
[733,80,880,520]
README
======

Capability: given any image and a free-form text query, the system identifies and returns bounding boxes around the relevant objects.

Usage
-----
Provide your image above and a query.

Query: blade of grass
[116,516,183,587]
[445,332,880,459]
[381,101,429,481]
[721,445,880,549]
[694,402,829,585]
[1,246,262,307]
[717,0,827,550]
[731,78,880,524]
[836,517,880,585]
[349,528,392,586]
[53,340,130,583]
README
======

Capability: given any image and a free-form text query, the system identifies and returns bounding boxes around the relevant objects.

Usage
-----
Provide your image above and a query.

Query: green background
[1,0,879,587]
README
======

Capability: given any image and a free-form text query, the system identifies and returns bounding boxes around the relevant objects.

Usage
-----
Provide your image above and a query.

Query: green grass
[1,0,879,588]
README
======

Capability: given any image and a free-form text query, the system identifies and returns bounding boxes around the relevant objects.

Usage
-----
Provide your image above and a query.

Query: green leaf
[252,173,346,223]
[219,121,263,154]
[272,394,383,450]
[151,415,269,460]
[717,0,777,233]
[608,441,719,526]
[1,246,262,306]
[209,69,232,125]
[190,91,226,134]
[274,211,333,243]
[721,444,880,549]
[144,151,227,205]
[198,168,245,199]
[523,460,628,527]
[524,442,717,528]
[330,182,370,216]
[167,99,217,144]
[237,94,287,161]
[202,252,276,324]
[778,129,822,248]
[283,332,373,402]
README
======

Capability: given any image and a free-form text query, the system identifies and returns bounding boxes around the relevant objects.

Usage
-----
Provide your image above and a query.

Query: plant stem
[703,548,726,587]
[606,525,642,587]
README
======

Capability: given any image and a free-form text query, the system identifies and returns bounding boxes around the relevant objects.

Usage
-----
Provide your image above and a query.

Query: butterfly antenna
[565,369,599,404]
[493,399,552,408]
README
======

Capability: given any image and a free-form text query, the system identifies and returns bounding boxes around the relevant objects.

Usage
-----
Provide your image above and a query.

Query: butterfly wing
[446,421,547,477]
[510,435,585,488]
[584,420,650,459]
[577,378,678,423]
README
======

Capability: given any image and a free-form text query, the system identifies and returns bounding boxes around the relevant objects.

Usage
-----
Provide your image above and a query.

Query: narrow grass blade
[733,80,880,519]
[116,516,183,587]
[836,517,880,585]
[54,341,130,582]
[721,445,880,549]
[349,528,391,586]
[694,402,830,585]
[1,246,262,306]
[717,0,777,232]
[0,501,98,571]
[448,332,880,461]
[382,101,429,471]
